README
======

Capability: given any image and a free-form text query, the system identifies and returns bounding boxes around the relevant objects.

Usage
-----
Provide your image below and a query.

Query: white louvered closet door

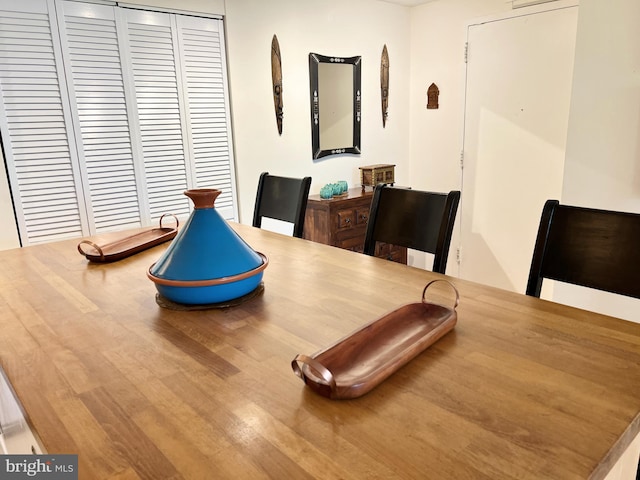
[118,8,192,221]
[0,0,236,246]
[119,9,237,220]
[0,0,88,244]
[175,15,237,220]
[57,0,144,233]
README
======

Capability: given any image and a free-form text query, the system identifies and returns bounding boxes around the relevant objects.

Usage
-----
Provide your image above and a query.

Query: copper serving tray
[78,214,178,263]
[292,280,458,400]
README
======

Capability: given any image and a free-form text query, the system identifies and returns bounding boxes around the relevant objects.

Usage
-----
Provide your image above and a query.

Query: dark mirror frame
[309,53,362,160]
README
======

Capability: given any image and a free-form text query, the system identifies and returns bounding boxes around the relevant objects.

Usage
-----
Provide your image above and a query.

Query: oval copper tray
[292,280,458,400]
[78,214,178,263]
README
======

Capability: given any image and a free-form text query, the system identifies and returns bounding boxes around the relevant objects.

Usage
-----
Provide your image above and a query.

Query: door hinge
[464,42,468,63]
[460,151,464,169]
[456,247,462,265]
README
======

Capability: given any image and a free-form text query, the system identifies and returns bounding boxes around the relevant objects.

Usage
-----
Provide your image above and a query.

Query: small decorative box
[359,164,395,188]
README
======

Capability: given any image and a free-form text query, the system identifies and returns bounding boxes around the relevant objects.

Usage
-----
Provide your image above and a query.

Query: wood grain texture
[1,224,640,479]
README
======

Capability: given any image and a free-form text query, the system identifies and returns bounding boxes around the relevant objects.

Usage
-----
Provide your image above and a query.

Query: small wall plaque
[427,83,439,109]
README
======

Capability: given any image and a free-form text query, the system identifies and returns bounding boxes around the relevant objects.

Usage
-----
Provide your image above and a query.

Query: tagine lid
[149,189,265,281]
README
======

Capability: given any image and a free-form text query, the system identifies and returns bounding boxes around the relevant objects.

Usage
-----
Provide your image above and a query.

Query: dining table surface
[1,222,640,479]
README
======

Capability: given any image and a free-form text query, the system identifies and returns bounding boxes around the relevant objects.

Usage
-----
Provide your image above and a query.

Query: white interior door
[459,4,578,294]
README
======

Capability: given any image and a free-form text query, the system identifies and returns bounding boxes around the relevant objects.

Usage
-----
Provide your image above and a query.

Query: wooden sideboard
[303,187,407,263]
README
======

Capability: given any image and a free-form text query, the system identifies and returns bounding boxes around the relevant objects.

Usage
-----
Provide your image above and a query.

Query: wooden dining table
[1,223,640,479]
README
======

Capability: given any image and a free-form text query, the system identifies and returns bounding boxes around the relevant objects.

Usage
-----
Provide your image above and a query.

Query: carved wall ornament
[271,34,283,134]
[312,90,319,127]
[381,45,389,127]
[427,83,439,109]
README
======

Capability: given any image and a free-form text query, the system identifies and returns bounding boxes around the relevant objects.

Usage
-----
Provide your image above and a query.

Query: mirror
[309,53,361,159]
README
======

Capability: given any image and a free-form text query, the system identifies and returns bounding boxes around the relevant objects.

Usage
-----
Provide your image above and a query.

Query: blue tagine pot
[147,189,268,305]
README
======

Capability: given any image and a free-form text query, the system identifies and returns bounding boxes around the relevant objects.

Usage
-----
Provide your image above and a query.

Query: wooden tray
[78,214,178,263]
[292,280,458,399]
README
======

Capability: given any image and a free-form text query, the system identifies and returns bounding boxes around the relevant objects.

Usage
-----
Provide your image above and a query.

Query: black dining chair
[363,184,461,274]
[252,172,312,238]
[526,199,640,480]
[526,199,640,299]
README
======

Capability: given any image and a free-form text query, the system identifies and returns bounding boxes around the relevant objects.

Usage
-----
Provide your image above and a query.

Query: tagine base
[155,282,264,310]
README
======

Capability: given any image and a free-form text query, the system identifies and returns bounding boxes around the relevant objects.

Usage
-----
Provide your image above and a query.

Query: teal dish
[148,189,268,305]
[320,185,334,199]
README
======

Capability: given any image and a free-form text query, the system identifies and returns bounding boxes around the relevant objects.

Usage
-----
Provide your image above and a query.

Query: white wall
[407,0,509,269]
[224,0,411,224]
[0,0,509,252]
[558,0,640,322]
[409,0,509,193]
[408,0,640,322]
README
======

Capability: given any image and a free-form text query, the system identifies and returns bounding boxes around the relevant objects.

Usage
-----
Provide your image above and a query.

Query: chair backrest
[526,199,640,298]
[252,172,312,238]
[363,185,461,274]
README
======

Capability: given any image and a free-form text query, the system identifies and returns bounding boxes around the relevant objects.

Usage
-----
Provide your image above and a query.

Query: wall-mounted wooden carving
[380,45,389,127]
[271,35,283,134]
[427,83,439,109]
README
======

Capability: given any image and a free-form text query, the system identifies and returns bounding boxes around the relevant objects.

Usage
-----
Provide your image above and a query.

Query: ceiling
[376,0,438,6]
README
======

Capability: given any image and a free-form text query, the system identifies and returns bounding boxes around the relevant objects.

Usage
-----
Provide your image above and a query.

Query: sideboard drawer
[355,207,369,226]
[303,187,406,264]
[375,242,407,263]
[335,231,366,251]
[337,209,355,229]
